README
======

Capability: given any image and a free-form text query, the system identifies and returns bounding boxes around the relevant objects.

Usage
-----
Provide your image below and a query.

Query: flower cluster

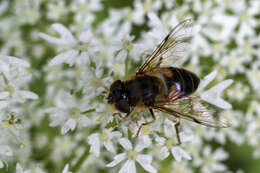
[0,0,259,172]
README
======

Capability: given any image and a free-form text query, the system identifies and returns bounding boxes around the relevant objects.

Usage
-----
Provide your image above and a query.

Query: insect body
[107,19,230,143]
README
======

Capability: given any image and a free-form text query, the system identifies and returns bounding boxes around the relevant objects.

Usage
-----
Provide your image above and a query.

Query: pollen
[69,107,81,118]
[99,132,109,142]
[166,137,177,148]
[127,150,137,160]
[123,40,133,51]
[142,125,151,135]
[5,85,15,97]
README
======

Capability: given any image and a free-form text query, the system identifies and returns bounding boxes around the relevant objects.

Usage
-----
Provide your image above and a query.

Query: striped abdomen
[161,67,200,97]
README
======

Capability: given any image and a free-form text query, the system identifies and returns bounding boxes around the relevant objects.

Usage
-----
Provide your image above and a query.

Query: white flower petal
[159,146,169,160]
[0,55,30,68]
[39,33,68,45]
[16,163,23,173]
[0,1,8,16]
[119,160,136,173]
[147,12,163,30]
[104,141,115,153]
[61,119,77,134]
[135,135,151,152]
[171,146,191,162]
[62,164,71,173]
[17,90,39,100]
[49,50,78,66]
[0,101,8,110]
[119,138,133,150]
[106,153,126,167]
[198,70,217,92]
[211,162,226,171]
[0,92,9,99]
[213,148,228,161]
[88,133,101,157]
[51,23,76,45]
[201,79,233,109]
[179,132,193,143]
[116,50,127,62]
[171,147,182,162]
[136,154,157,173]
[0,160,3,168]
[163,118,175,137]
[111,131,122,139]
[0,145,12,156]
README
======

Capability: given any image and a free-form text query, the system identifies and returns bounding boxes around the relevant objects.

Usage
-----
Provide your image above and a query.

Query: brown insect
[107,19,230,144]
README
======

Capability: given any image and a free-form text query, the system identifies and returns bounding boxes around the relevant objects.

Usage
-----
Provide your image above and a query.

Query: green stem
[71,145,90,172]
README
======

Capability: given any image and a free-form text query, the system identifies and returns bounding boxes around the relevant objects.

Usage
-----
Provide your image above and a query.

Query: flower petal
[39,33,69,45]
[136,154,157,173]
[49,50,78,66]
[62,164,72,173]
[171,146,191,162]
[88,133,101,157]
[51,23,76,45]
[106,153,126,167]
[201,79,233,109]
[0,145,12,156]
[17,90,39,100]
[0,160,3,168]
[119,138,133,150]
[198,70,217,92]
[0,101,8,110]
[160,146,169,160]
[135,135,151,152]
[61,119,77,134]
[119,160,136,173]
[0,92,9,99]
[104,141,115,153]
[0,55,30,68]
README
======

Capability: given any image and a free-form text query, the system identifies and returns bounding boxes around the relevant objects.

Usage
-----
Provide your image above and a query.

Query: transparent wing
[153,96,231,128]
[137,19,193,73]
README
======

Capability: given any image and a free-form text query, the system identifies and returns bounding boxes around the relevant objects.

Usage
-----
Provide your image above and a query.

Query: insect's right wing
[137,19,193,73]
[153,96,231,128]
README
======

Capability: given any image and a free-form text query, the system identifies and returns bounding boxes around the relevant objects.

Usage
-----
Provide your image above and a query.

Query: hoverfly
[107,19,230,144]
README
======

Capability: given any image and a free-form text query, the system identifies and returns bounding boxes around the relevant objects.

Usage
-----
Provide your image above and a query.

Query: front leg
[112,111,131,120]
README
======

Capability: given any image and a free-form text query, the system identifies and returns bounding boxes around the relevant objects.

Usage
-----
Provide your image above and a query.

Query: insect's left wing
[137,19,193,73]
[153,96,231,128]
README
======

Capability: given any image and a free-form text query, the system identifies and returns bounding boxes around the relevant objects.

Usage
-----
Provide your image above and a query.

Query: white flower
[194,146,228,173]
[62,164,72,173]
[155,119,193,162]
[246,62,260,91]
[16,163,31,173]
[133,0,161,25]
[0,55,38,109]
[46,90,91,134]
[0,145,12,168]
[106,137,156,173]
[88,128,121,157]
[14,0,40,24]
[199,71,233,109]
[46,1,67,20]
[40,23,96,66]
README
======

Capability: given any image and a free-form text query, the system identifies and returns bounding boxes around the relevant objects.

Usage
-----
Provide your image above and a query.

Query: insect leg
[134,109,156,138]
[174,118,182,145]
[112,111,131,120]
